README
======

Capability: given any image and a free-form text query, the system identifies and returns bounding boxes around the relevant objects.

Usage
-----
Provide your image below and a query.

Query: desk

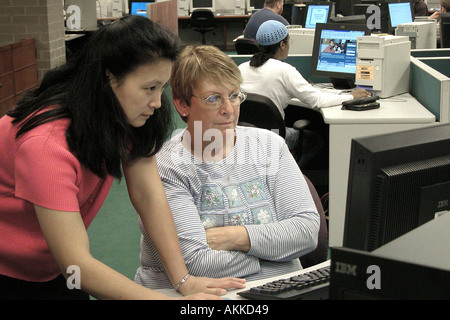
[155,260,331,300]
[179,14,250,50]
[290,93,436,246]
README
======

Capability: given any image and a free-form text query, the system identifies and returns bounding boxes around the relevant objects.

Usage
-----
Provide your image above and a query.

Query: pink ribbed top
[0,115,113,281]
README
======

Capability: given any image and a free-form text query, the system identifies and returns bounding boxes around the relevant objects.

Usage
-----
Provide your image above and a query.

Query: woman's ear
[173,98,189,117]
[106,69,117,87]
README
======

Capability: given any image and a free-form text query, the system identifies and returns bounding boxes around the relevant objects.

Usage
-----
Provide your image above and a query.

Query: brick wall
[0,0,66,81]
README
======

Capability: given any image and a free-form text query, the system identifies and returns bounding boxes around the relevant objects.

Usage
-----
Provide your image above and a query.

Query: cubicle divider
[409,57,450,123]
[411,48,450,58]
[230,54,328,84]
[417,57,450,78]
[231,54,449,124]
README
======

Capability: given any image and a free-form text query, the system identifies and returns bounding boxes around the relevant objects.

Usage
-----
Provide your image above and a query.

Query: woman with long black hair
[0,15,244,300]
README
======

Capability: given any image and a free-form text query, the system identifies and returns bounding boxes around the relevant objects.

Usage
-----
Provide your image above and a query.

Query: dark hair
[249,35,288,68]
[8,15,179,179]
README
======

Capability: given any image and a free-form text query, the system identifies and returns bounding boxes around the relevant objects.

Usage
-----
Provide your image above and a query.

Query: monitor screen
[343,124,450,252]
[334,0,359,16]
[310,23,369,88]
[304,4,331,29]
[388,2,413,27]
[130,2,152,16]
[192,0,213,8]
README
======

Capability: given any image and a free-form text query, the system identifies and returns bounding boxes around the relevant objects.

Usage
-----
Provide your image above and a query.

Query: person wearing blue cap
[238,20,369,157]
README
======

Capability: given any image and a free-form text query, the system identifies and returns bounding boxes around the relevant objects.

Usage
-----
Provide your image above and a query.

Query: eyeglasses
[192,91,247,110]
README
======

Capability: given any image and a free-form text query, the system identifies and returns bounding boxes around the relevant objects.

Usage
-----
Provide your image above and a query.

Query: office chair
[189,9,216,45]
[238,92,312,162]
[235,38,261,54]
[300,175,328,268]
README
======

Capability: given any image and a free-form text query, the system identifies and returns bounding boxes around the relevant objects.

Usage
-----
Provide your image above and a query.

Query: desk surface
[290,93,436,124]
[155,260,330,300]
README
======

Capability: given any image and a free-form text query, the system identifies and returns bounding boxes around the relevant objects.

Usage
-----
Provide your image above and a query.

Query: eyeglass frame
[191,91,247,110]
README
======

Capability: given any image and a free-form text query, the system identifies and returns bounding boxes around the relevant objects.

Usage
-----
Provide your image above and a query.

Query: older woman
[134,45,320,289]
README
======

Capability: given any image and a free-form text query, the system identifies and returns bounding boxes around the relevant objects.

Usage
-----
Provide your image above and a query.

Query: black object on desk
[237,265,330,300]
[341,95,380,111]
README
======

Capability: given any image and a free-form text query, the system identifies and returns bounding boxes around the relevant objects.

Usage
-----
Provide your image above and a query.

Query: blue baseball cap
[256,20,288,46]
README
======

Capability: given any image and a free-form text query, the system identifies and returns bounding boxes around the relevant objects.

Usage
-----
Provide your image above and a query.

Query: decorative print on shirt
[200,185,225,211]
[251,205,273,224]
[200,213,224,229]
[240,178,267,204]
[223,185,244,208]
[228,210,251,226]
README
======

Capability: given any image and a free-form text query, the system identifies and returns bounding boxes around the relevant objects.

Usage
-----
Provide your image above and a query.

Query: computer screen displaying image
[388,2,413,28]
[130,2,153,16]
[304,3,331,29]
[310,23,369,88]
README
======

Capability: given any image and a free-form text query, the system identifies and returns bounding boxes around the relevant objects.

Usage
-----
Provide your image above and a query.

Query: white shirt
[238,58,353,118]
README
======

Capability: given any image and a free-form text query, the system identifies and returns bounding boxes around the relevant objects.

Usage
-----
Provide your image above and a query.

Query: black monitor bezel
[386,1,414,31]
[128,1,155,16]
[303,2,333,29]
[310,22,370,86]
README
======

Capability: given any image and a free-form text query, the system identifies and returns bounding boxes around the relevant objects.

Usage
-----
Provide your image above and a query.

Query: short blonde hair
[170,45,242,107]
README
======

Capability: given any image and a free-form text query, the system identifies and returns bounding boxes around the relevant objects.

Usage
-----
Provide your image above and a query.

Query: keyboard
[237,265,330,300]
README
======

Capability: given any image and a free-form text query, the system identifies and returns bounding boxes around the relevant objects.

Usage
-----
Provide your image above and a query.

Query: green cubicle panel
[410,57,450,123]
[417,57,450,78]
[230,54,329,84]
[411,48,450,58]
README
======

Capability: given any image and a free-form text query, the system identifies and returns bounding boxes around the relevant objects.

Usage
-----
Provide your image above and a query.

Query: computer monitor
[343,124,450,252]
[190,0,215,12]
[333,0,361,16]
[129,1,155,16]
[310,22,370,89]
[329,14,367,24]
[441,13,450,48]
[304,2,332,29]
[388,2,413,28]
[254,0,264,9]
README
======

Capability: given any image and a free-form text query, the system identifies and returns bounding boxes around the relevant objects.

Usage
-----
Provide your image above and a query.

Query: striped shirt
[134,126,319,289]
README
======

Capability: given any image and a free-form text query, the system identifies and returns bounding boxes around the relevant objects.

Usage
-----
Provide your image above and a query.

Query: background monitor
[304,2,332,29]
[334,0,360,16]
[254,0,264,9]
[441,12,450,48]
[388,1,413,28]
[329,14,367,24]
[129,1,154,16]
[190,0,215,12]
[310,22,370,89]
[343,124,450,252]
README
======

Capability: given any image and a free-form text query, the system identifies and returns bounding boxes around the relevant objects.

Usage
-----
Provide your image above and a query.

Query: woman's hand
[177,274,246,296]
[350,88,371,99]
